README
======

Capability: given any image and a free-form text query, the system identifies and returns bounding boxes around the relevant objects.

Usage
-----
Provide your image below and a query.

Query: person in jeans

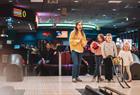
[101,33,117,82]
[69,21,87,82]
[90,34,105,82]
[118,42,133,82]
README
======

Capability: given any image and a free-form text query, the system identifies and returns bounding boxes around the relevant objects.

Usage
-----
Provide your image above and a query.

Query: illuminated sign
[0,4,35,22]
[12,6,35,21]
[13,8,27,18]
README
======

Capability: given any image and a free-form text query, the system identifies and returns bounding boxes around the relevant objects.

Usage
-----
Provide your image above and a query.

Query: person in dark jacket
[36,43,57,75]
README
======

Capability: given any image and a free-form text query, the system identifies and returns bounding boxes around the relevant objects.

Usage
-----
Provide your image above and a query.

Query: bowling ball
[113,57,121,65]
[92,42,99,49]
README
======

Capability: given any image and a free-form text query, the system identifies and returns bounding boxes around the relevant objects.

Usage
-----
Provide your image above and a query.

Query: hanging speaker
[61,8,67,16]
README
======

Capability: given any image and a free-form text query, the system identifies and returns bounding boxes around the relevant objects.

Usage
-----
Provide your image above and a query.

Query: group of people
[69,21,133,83]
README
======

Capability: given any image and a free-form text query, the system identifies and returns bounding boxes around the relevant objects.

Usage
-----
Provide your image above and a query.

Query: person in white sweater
[118,42,133,82]
[101,33,117,82]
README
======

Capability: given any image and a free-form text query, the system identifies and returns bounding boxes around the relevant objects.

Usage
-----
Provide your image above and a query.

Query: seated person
[35,43,57,75]
[40,43,57,64]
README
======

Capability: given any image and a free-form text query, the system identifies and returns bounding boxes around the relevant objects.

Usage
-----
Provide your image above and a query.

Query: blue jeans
[71,51,83,79]
[94,55,103,78]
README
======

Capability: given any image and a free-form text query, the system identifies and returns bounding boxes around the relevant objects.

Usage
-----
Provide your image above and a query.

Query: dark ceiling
[0,0,140,33]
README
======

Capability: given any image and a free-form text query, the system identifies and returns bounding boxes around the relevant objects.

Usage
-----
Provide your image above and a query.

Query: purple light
[36,12,60,23]
[36,12,60,17]
[15,4,29,8]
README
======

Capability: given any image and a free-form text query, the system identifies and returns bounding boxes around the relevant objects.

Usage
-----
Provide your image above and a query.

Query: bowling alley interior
[0,0,140,95]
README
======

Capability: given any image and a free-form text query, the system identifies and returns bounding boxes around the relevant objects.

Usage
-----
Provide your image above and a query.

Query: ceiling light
[9,0,13,2]
[71,8,77,11]
[57,8,61,11]
[17,21,20,23]
[138,1,140,3]
[102,14,106,17]
[125,17,129,21]
[112,9,117,11]
[74,0,79,3]
[108,0,122,3]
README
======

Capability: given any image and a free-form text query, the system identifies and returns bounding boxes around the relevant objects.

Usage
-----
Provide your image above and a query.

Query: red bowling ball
[92,42,99,49]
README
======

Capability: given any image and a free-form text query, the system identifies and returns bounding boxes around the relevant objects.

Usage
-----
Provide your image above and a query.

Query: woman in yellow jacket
[69,21,87,82]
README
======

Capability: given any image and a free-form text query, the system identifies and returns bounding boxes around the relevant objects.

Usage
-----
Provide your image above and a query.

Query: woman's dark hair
[74,21,84,36]
[97,33,105,42]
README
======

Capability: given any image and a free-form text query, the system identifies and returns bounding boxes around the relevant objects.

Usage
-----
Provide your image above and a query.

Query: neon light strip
[37,23,97,29]
[37,23,54,26]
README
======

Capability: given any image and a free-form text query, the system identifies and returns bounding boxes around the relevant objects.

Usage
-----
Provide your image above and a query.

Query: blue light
[23,35,36,41]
